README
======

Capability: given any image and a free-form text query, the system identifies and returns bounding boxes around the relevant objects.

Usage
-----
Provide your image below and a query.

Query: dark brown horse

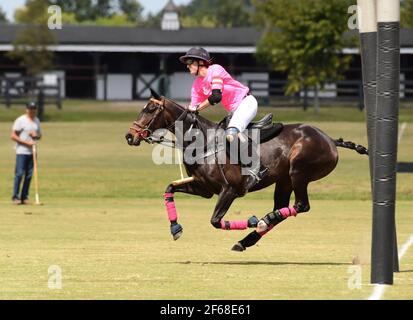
[125,89,368,251]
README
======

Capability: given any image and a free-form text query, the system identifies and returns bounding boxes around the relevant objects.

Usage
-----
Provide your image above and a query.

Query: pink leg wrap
[258,206,297,237]
[220,220,248,230]
[279,206,298,218]
[164,192,177,222]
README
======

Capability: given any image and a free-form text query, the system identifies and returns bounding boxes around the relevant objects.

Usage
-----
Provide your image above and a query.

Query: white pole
[376,0,400,23]
[357,0,377,33]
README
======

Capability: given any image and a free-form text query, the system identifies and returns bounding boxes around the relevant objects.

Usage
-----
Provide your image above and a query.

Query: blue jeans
[12,154,34,200]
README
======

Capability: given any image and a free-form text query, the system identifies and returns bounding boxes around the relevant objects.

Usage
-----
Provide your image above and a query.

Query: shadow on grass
[172,261,351,266]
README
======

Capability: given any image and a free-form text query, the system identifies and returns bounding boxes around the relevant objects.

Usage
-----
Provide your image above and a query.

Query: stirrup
[245,167,268,190]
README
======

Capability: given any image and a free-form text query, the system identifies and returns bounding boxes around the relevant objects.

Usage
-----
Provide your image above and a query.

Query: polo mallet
[171,148,194,186]
[32,144,43,205]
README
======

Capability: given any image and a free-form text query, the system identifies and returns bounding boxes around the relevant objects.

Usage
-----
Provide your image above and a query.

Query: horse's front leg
[210,188,258,231]
[164,182,213,240]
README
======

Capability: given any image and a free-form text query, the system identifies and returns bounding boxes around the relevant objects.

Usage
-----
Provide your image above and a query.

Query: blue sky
[0,0,191,21]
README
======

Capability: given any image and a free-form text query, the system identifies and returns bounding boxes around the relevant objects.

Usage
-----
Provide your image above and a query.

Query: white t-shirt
[12,115,41,155]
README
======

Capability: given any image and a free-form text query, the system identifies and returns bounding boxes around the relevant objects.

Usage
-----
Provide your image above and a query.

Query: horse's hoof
[171,223,183,241]
[173,231,183,241]
[231,242,246,252]
[256,220,268,232]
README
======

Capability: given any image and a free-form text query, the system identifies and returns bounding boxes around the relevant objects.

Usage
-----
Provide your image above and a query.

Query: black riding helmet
[26,101,38,109]
[179,47,212,66]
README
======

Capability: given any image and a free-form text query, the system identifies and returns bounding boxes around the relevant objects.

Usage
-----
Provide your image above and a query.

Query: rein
[130,97,229,186]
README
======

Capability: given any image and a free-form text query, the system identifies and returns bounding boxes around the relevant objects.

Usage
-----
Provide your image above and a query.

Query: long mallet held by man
[32,144,43,206]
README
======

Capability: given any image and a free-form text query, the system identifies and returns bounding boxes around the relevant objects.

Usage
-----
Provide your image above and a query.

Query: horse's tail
[333,138,369,155]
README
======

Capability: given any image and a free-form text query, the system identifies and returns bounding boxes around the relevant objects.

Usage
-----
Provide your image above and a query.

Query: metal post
[92,52,101,100]
[103,65,108,101]
[158,54,169,96]
[37,89,44,122]
[5,78,11,108]
[57,77,62,109]
[303,86,308,111]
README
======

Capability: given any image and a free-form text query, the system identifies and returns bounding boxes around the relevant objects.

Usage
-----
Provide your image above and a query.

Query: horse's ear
[150,88,161,100]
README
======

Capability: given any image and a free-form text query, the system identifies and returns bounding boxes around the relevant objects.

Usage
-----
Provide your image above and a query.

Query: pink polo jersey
[190,64,249,112]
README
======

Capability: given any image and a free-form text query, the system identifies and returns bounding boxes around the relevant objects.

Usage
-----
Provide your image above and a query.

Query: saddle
[219,113,284,144]
[247,113,273,130]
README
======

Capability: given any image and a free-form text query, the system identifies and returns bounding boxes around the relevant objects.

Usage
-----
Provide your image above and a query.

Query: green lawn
[0,105,412,299]
[0,197,411,299]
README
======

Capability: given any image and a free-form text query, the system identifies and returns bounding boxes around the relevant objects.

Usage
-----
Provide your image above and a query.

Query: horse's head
[125,89,167,146]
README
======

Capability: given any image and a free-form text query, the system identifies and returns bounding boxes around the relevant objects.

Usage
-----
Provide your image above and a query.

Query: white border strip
[368,235,413,300]
[398,122,407,143]
[368,285,387,300]
[398,235,413,260]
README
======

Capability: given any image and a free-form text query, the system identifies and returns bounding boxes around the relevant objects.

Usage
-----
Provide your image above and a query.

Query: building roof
[0,24,259,44]
[0,24,412,53]
[163,0,179,13]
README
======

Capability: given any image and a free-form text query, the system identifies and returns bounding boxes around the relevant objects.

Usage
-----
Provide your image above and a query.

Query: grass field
[0,101,412,299]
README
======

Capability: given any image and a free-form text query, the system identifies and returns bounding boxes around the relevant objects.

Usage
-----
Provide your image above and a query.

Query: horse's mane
[163,97,219,129]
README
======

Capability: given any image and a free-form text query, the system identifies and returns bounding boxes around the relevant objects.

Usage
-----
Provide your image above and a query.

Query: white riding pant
[228,95,258,133]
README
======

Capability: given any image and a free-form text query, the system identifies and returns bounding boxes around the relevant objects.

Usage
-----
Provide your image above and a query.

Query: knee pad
[225,127,239,143]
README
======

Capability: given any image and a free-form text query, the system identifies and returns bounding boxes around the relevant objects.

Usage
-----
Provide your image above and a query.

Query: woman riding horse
[125,90,368,251]
[180,47,268,190]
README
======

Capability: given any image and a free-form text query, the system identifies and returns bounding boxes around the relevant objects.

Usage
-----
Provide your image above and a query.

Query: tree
[51,0,115,22]
[0,6,8,22]
[119,0,143,23]
[50,0,143,23]
[92,14,134,26]
[401,0,413,28]
[180,0,253,28]
[93,0,114,19]
[8,0,56,75]
[252,0,353,112]
[144,12,162,28]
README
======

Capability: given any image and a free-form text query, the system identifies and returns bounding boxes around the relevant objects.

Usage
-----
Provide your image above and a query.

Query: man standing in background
[10,102,42,205]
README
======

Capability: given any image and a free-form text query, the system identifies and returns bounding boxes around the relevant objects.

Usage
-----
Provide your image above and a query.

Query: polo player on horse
[179,47,269,190]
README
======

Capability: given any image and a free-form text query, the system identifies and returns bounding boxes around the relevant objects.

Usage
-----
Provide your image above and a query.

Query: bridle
[129,97,191,146]
[129,98,165,142]
[128,96,228,185]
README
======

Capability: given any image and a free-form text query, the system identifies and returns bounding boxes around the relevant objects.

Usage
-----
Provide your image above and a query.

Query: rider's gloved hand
[187,104,199,112]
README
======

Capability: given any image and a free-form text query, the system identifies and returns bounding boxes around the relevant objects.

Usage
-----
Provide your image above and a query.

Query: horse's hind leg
[232,181,293,251]
[257,172,310,232]
[290,175,310,214]
[209,187,259,231]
